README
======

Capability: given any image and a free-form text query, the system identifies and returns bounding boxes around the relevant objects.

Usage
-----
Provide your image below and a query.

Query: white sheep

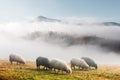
[36,56,51,70]
[9,54,25,64]
[50,59,72,74]
[81,57,98,69]
[70,58,89,70]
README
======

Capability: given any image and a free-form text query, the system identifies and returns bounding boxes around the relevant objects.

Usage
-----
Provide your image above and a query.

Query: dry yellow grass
[0,60,120,80]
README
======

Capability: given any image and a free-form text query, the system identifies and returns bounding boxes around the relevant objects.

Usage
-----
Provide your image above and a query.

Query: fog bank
[0,17,120,65]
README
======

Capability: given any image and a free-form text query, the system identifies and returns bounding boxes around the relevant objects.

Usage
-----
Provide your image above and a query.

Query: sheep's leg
[58,69,62,74]
[54,69,56,73]
[37,66,39,70]
[74,66,75,70]
[37,65,41,70]
[49,67,52,71]
[10,61,12,64]
[58,69,61,74]
[58,70,60,73]
[87,68,89,70]
[44,66,46,70]
[71,65,75,70]
[45,67,47,70]
[53,68,55,71]
[79,66,80,70]
[71,65,72,69]
[45,66,47,69]
[17,62,18,65]
[36,67,38,70]
[46,67,49,70]
[55,69,58,73]
[85,67,88,70]
[43,66,46,70]
[82,67,84,70]
[40,66,41,70]
[51,68,54,72]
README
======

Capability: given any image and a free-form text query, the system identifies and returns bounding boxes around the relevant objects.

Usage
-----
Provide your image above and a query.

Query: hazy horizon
[0,0,120,65]
[0,16,119,65]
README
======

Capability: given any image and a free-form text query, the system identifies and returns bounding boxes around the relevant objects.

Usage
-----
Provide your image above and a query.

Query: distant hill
[100,22,120,26]
[25,31,120,53]
[37,16,61,22]
[35,16,120,27]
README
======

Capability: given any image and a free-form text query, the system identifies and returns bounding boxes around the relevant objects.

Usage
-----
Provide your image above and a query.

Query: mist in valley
[0,17,120,65]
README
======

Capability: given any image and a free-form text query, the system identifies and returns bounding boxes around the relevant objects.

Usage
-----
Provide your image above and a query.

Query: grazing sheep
[50,59,72,74]
[70,58,89,70]
[9,54,25,64]
[49,59,57,71]
[81,57,97,69]
[36,56,51,70]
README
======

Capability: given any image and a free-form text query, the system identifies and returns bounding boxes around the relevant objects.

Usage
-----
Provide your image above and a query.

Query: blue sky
[0,0,120,21]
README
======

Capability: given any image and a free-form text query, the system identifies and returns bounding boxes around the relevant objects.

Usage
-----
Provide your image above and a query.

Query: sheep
[50,59,72,74]
[36,56,51,70]
[81,57,97,69]
[9,54,25,64]
[70,58,89,70]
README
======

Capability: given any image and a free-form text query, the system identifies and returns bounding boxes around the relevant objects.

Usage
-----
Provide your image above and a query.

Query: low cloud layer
[25,31,120,53]
[0,16,120,64]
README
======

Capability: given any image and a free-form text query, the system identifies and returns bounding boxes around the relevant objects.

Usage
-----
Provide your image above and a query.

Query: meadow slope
[0,60,120,80]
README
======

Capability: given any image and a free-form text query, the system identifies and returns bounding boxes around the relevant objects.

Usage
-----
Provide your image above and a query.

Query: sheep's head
[66,68,72,74]
[85,65,89,70]
[67,70,72,74]
[47,64,52,69]
[65,66,72,74]
[20,61,25,64]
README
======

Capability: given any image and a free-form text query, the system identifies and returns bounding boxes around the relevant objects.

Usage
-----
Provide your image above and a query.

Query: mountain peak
[101,22,120,26]
[37,16,48,19]
[37,16,61,22]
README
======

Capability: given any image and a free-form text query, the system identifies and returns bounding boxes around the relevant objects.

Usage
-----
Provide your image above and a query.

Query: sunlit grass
[0,60,120,80]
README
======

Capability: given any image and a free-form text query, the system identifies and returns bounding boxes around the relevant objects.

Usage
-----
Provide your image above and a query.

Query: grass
[0,60,120,80]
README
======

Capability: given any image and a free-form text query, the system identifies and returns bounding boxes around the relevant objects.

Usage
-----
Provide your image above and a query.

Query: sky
[0,0,120,21]
[0,0,120,64]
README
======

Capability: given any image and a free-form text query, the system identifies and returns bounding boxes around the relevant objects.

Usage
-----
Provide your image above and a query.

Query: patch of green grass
[0,60,120,80]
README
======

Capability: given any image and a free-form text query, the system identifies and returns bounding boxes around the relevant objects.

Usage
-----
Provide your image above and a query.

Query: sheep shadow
[49,70,68,75]
[72,68,97,72]
[26,68,67,75]
[73,69,88,71]
[50,72,67,75]
[26,67,52,74]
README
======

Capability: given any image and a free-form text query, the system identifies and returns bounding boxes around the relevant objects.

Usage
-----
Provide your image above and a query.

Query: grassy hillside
[0,60,120,80]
